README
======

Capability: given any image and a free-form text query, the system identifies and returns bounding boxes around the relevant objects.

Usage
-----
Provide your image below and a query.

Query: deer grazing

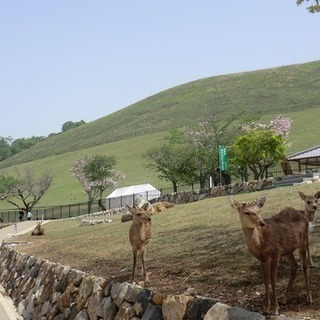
[228,195,312,315]
[31,222,45,236]
[126,205,152,285]
[298,190,320,267]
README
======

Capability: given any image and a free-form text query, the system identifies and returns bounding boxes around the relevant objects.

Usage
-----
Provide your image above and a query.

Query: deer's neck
[242,227,262,246]
[241,226,265,258]
[305,209,316,222]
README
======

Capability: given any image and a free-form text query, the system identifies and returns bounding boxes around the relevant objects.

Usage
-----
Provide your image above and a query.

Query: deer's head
[126,205,152,223]
[228,195,266,228]
[299,191,320,222]
[299,191,320,212]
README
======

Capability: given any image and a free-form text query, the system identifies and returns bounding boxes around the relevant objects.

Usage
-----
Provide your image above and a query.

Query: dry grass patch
[14,183,320,318]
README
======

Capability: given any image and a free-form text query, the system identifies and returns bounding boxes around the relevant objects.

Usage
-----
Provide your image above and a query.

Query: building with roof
[288,145,320,172]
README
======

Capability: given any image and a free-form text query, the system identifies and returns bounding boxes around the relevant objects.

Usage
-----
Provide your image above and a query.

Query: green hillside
[0,60,320,207]
[1,60,320,168]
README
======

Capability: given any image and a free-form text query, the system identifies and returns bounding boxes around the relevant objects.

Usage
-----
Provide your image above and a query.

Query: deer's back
[260,207,308,257]
[31,228,44,236]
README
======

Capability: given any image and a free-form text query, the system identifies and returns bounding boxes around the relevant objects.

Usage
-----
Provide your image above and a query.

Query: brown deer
[228,195,312,315]
[298,190,320,267]
[31,222,45,236]
[142,201,175,214]
[126,205,152,285]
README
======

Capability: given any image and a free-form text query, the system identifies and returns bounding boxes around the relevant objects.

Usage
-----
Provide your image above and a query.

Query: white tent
[106,183,161,209]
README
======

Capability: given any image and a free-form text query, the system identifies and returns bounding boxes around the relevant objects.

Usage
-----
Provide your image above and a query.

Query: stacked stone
[79,219,113,227]
[0,243,265,319]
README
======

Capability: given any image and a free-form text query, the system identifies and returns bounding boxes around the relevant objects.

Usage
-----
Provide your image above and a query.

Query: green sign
[219,145,228,171]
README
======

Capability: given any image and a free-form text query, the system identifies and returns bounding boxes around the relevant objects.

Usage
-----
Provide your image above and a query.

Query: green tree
[70,154,125,213]
[297,0,320,13]
[143,143,198,192]
[0,137,12,161]
[144,113,245,190]
[231,129,286,180]
[0,168,53,212]
[10,136,46,155]
[61,120,86,133]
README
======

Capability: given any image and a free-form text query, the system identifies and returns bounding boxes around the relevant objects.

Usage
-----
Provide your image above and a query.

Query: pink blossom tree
[182,113,241,187]
[70,154,125,213]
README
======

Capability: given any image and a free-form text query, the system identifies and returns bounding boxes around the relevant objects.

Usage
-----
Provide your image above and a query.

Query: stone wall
[153,179,273,205]
[0,242,265,320]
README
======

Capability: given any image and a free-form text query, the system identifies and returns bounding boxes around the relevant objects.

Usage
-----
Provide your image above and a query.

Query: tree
[10,136,46,155]
[231,129,286,180]
[143,143,198,192]
[270,114,292,144]
[0,137,12,161]
[61,120,86,133]
[182,113,244,187]
[0,168,53,212]
[297,0,320,12]
[70,154,125,213]
[144,113,245,189]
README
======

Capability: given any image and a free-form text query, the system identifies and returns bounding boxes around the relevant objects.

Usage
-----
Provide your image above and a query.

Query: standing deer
[228,195,312,315]
[126,205,152,285]
[298,190,320,267]
[31,222,45,236]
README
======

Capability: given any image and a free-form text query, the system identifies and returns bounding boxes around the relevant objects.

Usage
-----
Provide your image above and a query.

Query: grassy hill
[0,60,320,207]
[1,60,320,168]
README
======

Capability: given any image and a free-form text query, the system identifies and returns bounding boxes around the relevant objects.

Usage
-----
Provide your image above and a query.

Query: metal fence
[0,201,103,224]
[0,184,197,223]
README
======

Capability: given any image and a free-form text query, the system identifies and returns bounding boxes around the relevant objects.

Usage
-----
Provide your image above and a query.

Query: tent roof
[106,183,160,199]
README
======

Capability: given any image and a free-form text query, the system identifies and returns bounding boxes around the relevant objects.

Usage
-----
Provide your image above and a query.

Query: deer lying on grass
[126,205,152,285]
[228,195,312,315]
[142,201,175,214]
[31,222,45,236]
[298,190,320,267]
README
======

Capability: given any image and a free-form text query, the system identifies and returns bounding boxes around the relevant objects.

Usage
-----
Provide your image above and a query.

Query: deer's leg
[299,245,313,304]
[131,248,137,283]
[141,245,149,285]
[307,245,314,268]
[261,260,271,314]
[270,257,280,316]
[284,253,298,305]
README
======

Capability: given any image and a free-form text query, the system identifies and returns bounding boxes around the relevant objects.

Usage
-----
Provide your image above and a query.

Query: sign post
[218,146,228,185]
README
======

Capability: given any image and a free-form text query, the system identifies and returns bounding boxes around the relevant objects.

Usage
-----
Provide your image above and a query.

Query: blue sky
[1,1,319,139]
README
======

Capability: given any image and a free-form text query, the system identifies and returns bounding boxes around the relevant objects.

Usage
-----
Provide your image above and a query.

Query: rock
[204,302,230,320]
[141,304,163,320]
[121,214,133,222]
[186,296,218,320]
[229,307,265,320]
[162,294,193,320]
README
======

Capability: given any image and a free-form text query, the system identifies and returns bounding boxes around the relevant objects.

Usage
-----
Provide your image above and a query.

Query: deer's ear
[298,191,306,200]
[315,191,320,199]
[227,197,240,209]
[257,195,266,208]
